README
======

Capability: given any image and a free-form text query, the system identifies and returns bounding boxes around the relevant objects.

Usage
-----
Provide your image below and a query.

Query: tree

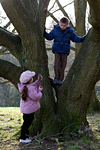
[0,0,100,139]
[74,0,87,51]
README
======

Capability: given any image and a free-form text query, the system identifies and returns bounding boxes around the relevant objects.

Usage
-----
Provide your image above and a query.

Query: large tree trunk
[74,0,87,53]
[0,0,100,139]
[1,0,56,137]
[74,0,100,111]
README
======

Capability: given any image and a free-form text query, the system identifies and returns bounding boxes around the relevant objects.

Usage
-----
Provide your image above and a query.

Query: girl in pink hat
[17,70,43,143]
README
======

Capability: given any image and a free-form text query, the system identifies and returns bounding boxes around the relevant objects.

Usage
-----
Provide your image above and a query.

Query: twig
[50,1,74,15]
[49,1,56,12]
[34,122,81,144]
[0,81,10,85]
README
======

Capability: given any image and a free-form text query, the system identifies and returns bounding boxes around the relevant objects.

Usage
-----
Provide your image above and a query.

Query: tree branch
[0,81,10,85]
[19,0,38,19]
[0,26,20,49]
[48,1,74,16]
[47,11,59,23]
[0,47,8,55]
[4,20,11,28]
[35,0,50,27]
[0,26,25,66]
[49,1,56,11]
[87,0,100,20]
[87,0,100,27]
[1,0,37,37]
[0,59,23,88]
[55,0,75,29]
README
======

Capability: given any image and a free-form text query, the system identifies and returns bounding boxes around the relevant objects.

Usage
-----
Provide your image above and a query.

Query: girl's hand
[39,85,43,91]
[38,74,43,81]
[40,74,43,80]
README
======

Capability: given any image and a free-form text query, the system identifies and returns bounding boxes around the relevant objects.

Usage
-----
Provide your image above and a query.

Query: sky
[0,0,90,32]
[0,0,75,28]
[46,0,75,28]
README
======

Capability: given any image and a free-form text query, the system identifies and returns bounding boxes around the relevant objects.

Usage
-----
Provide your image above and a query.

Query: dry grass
[0,107,100,150]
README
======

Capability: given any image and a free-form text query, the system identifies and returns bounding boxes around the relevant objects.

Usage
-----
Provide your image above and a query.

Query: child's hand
[40,74,43,80]
[39,85,43,91]
[38,74,43,81]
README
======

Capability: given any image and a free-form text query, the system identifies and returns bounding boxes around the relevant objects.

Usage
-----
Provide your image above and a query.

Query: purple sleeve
[31,80,40,87]
[17,82,23,93]
[28,88,42,101]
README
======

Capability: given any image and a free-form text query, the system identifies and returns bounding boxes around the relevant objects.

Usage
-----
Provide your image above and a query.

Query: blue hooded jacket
[44,24,85,54]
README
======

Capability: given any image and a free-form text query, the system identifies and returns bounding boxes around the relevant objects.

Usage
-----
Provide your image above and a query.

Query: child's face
[29,78,33,83]
[59,22,68,31]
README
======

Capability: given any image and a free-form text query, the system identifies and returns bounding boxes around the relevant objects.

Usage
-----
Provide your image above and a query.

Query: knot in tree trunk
[88,14,100,27]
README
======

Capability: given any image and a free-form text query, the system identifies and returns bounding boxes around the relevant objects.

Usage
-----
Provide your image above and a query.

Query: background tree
[0,0,100,139]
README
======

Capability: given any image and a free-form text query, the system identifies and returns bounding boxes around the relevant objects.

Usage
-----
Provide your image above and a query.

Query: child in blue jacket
[44,17,85,84]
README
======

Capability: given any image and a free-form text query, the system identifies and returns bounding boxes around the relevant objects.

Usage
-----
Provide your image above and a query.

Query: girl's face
[29,78,33,83]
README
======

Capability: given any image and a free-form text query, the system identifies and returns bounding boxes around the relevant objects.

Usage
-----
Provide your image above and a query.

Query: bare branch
[46,48,52,51]
[0,26,21,50]
[12,28,16,33]
[0,59,23,88]
[3,21,11,28]
[0,81,10,85]
[1,0,37,37]
[48,1,74,15]
[0,47,8,55]
[47,11,59,23]
[49,1,56,11]
[55,0,75,29]
[0,26,24,66]
[64,1,74,7]
[88,0,100,27]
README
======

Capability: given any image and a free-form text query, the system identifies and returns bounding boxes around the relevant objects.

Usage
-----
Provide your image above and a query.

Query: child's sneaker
[57,79,62,85]
[53,78,58,84]
[20,138,31,143]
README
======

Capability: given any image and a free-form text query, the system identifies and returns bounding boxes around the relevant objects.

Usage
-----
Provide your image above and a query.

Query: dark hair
[21,86,28,101]
[21,79,32,101]
[60,17,70,25]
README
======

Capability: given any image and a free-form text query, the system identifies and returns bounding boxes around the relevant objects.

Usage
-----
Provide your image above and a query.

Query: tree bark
[74,0,87,53]
[0,59,22,87]
[0,27,24,65]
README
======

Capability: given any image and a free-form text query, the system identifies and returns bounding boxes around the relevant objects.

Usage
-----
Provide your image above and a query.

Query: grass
[0,107,100,150]
[0,108,22,142]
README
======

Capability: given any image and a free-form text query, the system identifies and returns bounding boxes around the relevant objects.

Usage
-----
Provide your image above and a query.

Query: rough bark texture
[74,0,99,110]
[0,0,100,139]
[58,27,100,125]
[74,0,87,53]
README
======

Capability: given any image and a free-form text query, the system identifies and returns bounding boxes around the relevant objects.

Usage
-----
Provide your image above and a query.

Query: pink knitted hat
[20,70,35,83]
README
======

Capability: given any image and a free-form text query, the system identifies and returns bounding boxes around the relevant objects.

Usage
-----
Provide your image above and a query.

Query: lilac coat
[17,80,42,114]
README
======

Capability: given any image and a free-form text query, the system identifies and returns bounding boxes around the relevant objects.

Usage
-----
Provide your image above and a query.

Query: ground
[0,108,100,150]
[2,138,100,150]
